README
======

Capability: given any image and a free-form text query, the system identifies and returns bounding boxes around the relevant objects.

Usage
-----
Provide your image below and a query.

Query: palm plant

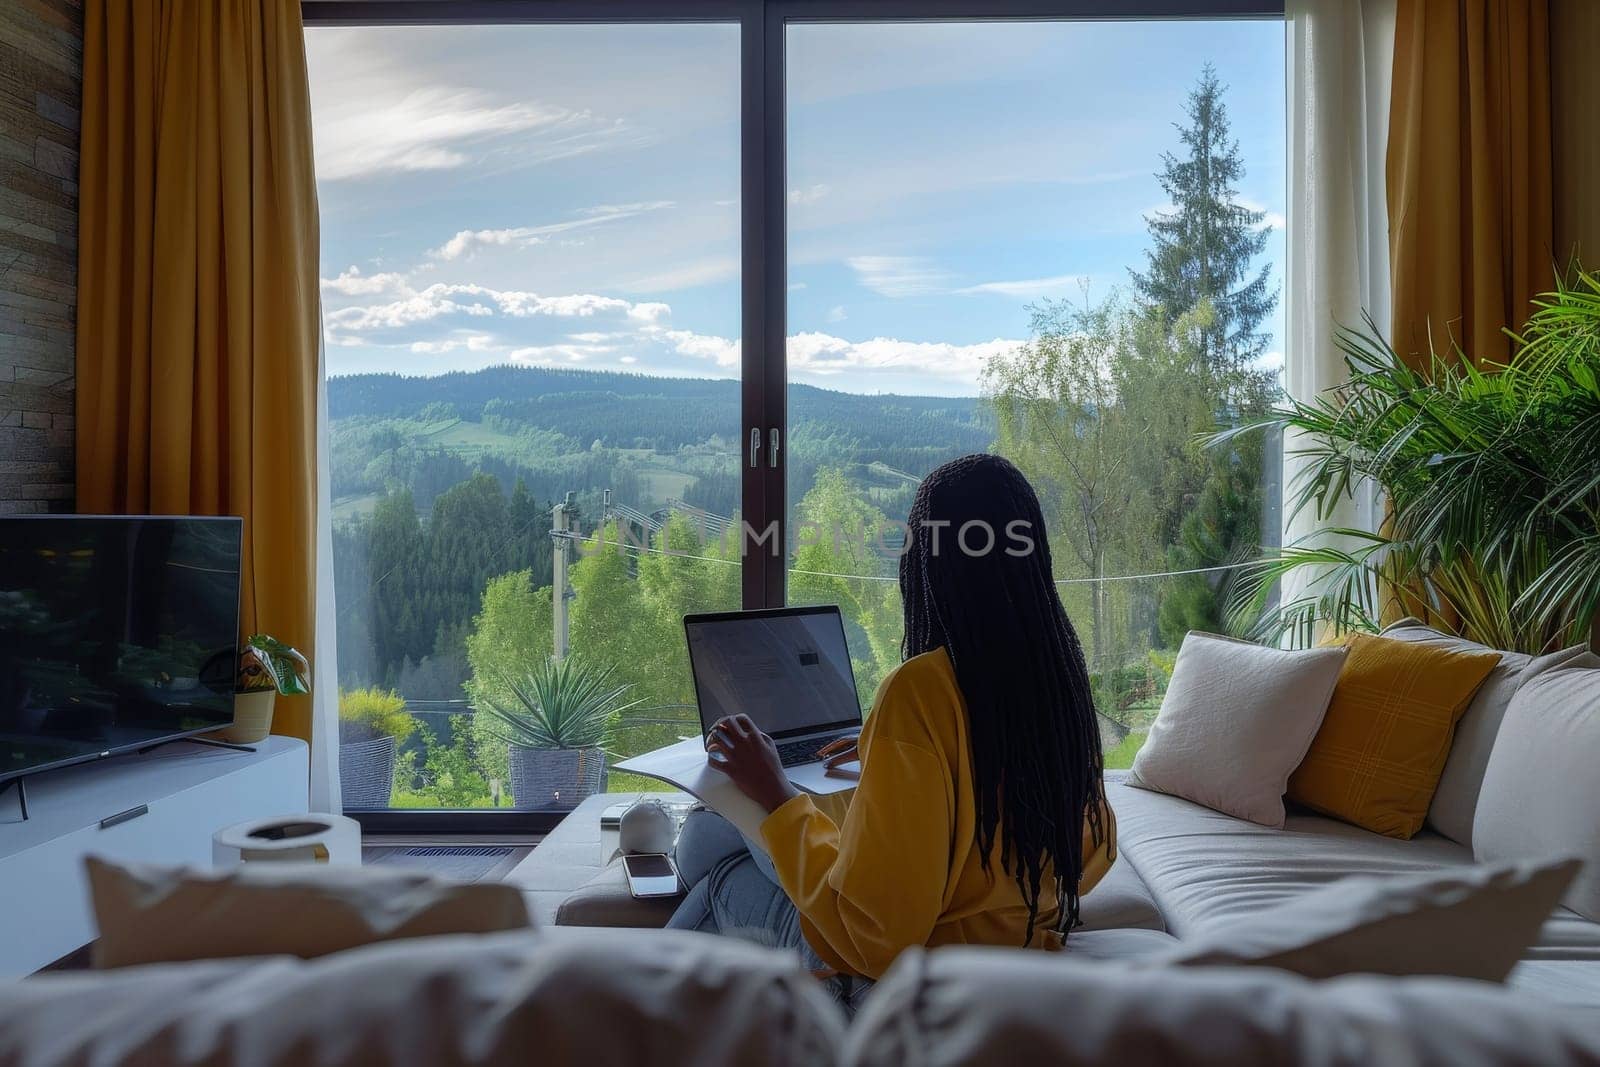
[1214,268,1600,654]
[477,658,638,751]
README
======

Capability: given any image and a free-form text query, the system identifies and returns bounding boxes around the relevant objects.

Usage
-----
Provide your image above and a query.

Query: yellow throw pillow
[1287,633,1501,839]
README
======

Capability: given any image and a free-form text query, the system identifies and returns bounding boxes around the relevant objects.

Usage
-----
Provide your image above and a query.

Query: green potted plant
[1218,269,1600,653]
[476,658,638,811]
[338,687,416,809]
[216,634,310,743]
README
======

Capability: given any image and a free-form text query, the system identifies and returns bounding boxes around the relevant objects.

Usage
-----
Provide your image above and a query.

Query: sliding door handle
[768,427,781,468]
[749,427,762,468]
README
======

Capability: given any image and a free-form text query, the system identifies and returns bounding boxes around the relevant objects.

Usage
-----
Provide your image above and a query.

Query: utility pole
[551,493,575,661]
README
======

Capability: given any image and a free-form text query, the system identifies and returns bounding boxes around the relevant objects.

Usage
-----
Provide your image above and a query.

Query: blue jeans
[667,810,814,961]
[668,809,875,1012]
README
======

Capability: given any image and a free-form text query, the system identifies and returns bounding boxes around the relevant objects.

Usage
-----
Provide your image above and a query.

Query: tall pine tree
[1132,65,1277,392]
[1133,66,1280,644]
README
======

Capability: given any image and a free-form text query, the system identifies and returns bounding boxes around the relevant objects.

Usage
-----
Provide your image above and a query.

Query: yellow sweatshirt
[759,646,1117,980]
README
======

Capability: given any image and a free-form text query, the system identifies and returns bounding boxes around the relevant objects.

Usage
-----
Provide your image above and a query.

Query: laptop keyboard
[774,736,836,767]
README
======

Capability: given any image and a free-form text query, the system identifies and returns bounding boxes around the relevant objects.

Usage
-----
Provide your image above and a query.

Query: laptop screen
[684,607,863,741]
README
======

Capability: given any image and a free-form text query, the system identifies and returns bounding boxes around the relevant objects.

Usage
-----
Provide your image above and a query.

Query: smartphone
[623,853,682,899]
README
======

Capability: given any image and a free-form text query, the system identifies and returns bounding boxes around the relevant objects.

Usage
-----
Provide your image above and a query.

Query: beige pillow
[1473,652,1600,920]
[1380,619,1587,846]
[1129,632,1348,827]
[1151,858,1579,982]
[848,947,1600,1067]
[87,856,531,968]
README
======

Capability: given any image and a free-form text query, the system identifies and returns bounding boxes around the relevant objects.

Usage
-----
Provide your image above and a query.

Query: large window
[306,2,1284,823]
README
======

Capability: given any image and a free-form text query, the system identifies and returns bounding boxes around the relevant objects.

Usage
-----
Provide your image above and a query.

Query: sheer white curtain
[309,326,343,813]
[1282,0,1396,572]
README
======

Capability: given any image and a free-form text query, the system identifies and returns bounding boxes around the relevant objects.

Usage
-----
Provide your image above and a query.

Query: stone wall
[0,0,80,514]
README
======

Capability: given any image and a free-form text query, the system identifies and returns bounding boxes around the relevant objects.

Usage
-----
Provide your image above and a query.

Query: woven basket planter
[340,734,396,809]
[508,744,607,811]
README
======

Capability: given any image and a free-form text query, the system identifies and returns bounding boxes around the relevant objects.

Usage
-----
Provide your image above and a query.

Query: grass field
[1103,730,1149,770]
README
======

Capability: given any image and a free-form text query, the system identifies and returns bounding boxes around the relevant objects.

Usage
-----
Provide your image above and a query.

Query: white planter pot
[214,689,276,744]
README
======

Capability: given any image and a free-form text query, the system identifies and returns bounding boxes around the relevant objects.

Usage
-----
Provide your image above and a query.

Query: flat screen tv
[0,516,241,783]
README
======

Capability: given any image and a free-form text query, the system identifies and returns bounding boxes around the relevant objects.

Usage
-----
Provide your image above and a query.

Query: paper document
[615,736,856,847]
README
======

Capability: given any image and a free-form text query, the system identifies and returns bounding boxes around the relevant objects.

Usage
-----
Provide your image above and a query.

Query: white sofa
[3,622,1597,1065]
[1088,619,1600,1008]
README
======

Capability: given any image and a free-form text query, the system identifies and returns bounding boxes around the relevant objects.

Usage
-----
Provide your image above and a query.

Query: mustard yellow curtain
[1387,0,1554,370]
[76,0,320,742]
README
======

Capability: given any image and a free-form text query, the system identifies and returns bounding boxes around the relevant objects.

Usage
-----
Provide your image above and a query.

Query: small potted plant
[476,658,637,811]
[338,687,416,809]
[217,634,310,743]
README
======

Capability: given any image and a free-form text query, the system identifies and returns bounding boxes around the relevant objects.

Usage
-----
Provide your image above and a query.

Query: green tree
[788,468,905,696]
[1132,64,1277,383]
[464,570,556,786]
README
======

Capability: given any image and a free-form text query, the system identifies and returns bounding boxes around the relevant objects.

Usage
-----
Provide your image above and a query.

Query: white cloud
[429,202,675,260]
[627,302,672,323]
[433,227,541,261]
[653,328,741,368]
[787,331,1019,382]
[509,343,613,364]
[826,305,848,323]
[321,266,411,297]
[956,274,1085,299]
[789,183,830,206]
[314,87,575,182]
[847,256,952,298]
[1237,196,1287,233]
[326,286,495,331]
[409,332,499,355]
[325,283,665,332]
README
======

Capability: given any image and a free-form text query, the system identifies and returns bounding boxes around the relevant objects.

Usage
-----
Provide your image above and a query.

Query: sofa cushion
[1107,780,1477,938]
[1129,632,1347,828]
[0,929,846,1067]
[1108,780,1600,1003]
[1380,620,1588,847]
[1074,839,1167,933]
[846,947,1600,1067]
[1287,632,1501,839]
[1474,652,1600,921]
[86,856,531,968]
[1152,858,1577,982]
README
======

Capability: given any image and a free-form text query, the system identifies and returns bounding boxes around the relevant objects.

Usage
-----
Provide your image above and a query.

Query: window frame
[303,0,1284,833]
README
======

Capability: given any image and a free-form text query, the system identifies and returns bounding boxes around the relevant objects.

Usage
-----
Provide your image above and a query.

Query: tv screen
[0,516,241,782]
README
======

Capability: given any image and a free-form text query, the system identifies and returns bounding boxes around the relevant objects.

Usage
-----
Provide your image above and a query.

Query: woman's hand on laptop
[706,714,800,814]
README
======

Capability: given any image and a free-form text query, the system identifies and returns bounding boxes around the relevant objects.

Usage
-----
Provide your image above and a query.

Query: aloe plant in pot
[476,658,638,811]
[215,634,310,744]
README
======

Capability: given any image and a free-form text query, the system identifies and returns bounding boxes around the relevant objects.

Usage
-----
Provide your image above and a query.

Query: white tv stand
[0,736,309,976]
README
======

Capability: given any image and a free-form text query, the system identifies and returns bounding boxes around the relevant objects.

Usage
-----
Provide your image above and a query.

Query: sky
[307,19,1286,397]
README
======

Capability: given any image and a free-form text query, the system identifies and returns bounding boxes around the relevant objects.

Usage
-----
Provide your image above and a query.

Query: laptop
[683,606,864,775]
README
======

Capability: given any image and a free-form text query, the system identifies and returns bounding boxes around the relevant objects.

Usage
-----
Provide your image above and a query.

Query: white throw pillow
[87,856,532,968]
[1473,652,1600,920]
[1151,858,1579,982]
[1380,618,1588,847]
[1129,632,1348,827]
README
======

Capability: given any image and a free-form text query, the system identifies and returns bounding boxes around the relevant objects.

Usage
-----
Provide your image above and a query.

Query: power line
[551,530,1261,586]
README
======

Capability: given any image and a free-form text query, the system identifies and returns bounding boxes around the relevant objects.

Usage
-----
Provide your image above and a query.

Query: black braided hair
[899,453,1109,944]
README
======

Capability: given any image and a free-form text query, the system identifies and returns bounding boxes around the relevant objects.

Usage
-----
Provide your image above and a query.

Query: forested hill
[328,365,991,454]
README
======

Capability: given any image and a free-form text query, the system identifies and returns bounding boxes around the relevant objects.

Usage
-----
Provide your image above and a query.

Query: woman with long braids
[667,453,1116,988]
